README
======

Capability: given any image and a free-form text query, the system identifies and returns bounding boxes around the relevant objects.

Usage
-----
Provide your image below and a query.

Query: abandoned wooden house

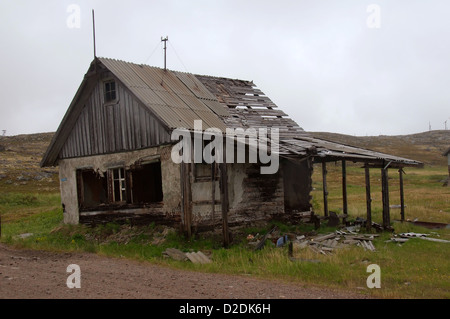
[41,57,422,243]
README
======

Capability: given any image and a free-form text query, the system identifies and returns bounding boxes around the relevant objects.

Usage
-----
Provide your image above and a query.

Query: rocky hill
[0,132,59,193]
[0,130,448,193]
[310,130,449,166]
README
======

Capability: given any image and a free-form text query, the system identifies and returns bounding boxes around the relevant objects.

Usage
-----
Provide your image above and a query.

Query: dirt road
[0,243,369,299]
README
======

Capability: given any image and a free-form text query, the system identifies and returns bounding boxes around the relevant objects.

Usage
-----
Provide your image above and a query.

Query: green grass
[1,166,449,299]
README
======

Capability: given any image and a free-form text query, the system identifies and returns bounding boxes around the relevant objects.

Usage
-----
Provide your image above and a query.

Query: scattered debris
[399,232,428,238]
[395,219,450,230]
[290,229,378,256]
[419,237,450,244]
[254,225,278,250]
[386,232,450,244]
[163,248,188,261]
[163,248,212,264]
[276,235,288,247]
[14,233,34,239]
[186,251,212,264]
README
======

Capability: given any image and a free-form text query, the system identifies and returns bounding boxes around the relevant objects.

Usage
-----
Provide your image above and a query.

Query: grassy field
[1,164,449,299]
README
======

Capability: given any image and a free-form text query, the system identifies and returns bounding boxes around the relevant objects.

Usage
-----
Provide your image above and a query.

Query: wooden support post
[365,164,372,231]
[342,160,348,223]
[399,168,405,222]
[219,162,230,248]
[322,161,329,217]
[381,166,390,229]
[181,162,192,238]
[211,163,216,227]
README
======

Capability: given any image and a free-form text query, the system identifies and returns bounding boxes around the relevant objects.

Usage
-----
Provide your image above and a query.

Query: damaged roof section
[195,74,422,168]
[196,75,308,140]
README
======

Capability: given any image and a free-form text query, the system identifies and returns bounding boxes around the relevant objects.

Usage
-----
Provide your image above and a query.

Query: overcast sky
[1,0,449,137]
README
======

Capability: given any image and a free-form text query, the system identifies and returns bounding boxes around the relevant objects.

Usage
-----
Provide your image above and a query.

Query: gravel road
[0,243,370,299]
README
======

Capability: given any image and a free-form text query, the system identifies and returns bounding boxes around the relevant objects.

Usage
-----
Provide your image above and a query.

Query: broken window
[76,161,164,210]
[111,167,127,203]
[104,80,117,103]
[76,169,108,209]
[129,162,163,203]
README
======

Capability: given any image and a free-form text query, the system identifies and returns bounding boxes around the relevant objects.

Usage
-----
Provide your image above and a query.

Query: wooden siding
[60,79,171,159]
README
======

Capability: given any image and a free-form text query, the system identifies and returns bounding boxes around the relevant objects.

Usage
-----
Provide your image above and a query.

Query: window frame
[110,167,127,203]
[103,79,118,105]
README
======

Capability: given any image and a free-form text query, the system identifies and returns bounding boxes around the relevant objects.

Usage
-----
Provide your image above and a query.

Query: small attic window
[103,80,117,103]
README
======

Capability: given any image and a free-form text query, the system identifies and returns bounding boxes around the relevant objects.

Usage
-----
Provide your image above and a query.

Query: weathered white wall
[58,144,180,224]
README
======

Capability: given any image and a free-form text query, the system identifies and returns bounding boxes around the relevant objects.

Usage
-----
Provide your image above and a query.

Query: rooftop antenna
[445,120,448,130]
[92,10,97,58]
[161,36,168,70]
[1,130,5,137]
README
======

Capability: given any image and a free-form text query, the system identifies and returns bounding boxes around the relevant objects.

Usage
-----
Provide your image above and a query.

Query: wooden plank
[219,162,230,247]
[163,248,187,261]
[242,109,287,117]
[399,168,405,221]
[211,163,216,226]
[185,252,202,264]
[365,165,372,231]
[322,161,329,217]
[197,251,212,263]
[313,233,336,242]
[342,160,348,222]
[381,166,390,229]
[181,162,192,238]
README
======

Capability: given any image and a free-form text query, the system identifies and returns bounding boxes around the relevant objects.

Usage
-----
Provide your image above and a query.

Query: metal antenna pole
[92,10,97,58]
[161,36,168,70]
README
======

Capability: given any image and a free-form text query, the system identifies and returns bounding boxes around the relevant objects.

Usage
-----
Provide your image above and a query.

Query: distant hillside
[310,130,449,166]
[0,132,59,192]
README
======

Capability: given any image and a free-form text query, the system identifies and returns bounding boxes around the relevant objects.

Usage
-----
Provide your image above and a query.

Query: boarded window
[130,162,163,203]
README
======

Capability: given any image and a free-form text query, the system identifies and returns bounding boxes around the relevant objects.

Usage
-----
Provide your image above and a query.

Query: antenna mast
[92,10,97,58]
[161,36,168,70]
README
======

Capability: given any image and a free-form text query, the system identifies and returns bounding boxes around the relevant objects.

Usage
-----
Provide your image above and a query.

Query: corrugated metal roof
[98,57,226,131]
[174,71,218,100]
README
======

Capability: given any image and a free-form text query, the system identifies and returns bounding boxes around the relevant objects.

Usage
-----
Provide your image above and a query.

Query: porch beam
[365,164,372,231]
[219,162,230,248]
[342,159,348,223]
[181,162,192,238]
[399,168,405,222]
[322,161,329,217]
[381,166,391,229]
